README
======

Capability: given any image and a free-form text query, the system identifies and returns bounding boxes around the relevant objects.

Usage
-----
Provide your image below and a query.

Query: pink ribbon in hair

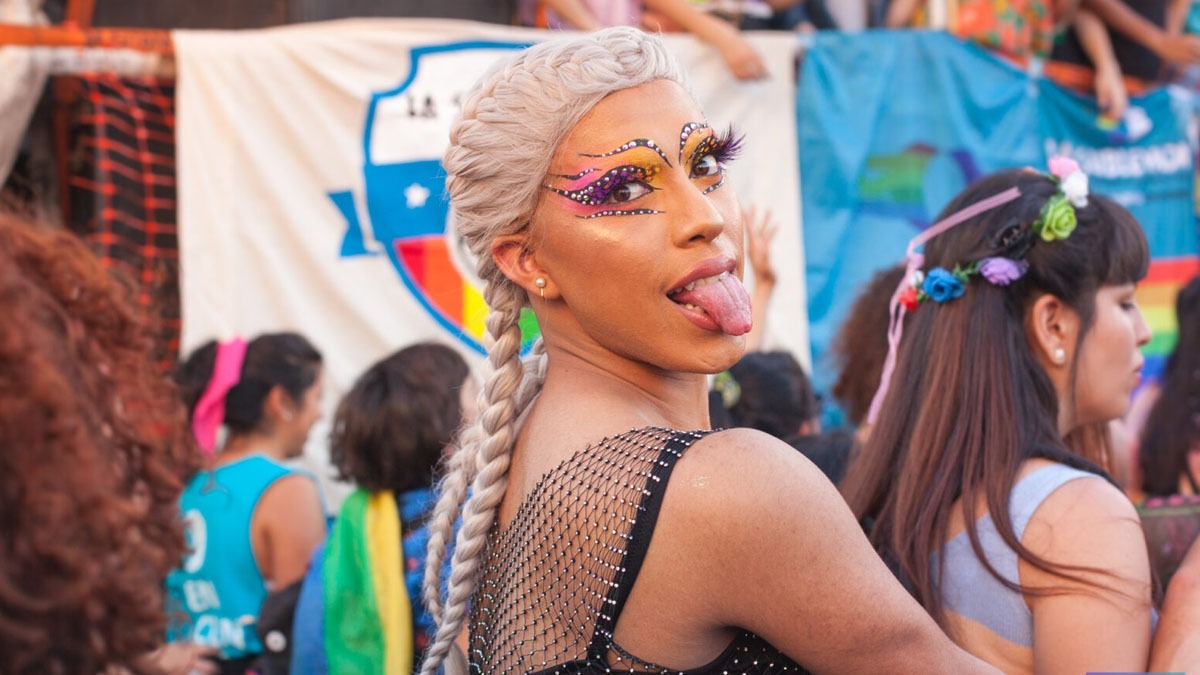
[865,186,1022,425]
[191,338,248,454]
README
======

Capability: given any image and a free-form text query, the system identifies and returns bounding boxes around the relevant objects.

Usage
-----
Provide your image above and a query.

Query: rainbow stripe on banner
[1138,256,1200,380]
[394,235,541,351]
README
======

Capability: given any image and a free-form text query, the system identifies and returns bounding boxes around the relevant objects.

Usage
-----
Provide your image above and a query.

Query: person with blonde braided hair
[419,27,998,675]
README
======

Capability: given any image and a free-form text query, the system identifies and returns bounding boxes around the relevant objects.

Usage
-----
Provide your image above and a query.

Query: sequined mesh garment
[468,426,809,674]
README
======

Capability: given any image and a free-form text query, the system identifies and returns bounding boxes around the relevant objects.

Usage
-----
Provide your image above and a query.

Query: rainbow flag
[322,489,412,674]
[1137,256,1200,381]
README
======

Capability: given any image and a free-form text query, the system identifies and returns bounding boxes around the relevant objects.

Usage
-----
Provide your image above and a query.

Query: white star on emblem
[404,182,431,209]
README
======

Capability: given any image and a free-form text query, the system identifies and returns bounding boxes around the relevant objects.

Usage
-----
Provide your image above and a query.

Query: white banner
[0,0,48,184]
[174,19,805,504]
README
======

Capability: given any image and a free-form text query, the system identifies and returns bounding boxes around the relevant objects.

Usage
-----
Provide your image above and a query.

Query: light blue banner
[799,30,1198,425]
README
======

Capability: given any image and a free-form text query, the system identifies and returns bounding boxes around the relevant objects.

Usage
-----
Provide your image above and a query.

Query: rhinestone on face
[678,122,710,163]
[579,138,673,167]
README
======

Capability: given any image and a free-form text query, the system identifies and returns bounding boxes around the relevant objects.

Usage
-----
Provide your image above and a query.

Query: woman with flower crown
[416,26,1000,675]
[842,159,1200,673]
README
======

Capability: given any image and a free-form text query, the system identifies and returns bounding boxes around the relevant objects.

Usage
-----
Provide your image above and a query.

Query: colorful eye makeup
[679,123,743,193]
[553,168,599,181]
[579,208,661,220]
[679,122,709,164]
[543,125,742,218]
[545,164,659,207]
[544,141,667,218]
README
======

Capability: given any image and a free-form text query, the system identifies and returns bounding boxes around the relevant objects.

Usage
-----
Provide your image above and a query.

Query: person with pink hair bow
[166,332,328,675]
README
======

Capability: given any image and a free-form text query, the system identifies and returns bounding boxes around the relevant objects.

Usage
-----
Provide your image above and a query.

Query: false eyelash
[708,125,745,165]
[690,126,743,194]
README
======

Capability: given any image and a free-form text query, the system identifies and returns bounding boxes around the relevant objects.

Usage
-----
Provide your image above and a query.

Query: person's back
[0,215,197,674]
[168,333,327,671]
[830,263,905,436]
[936,460,1118,672]
[470,427,805,673]
[787,429,853,485]
[840,163,1200,673]
[169,455,300,658]
[1137,274,1200,498]
[291,341,475,674]
[713,350,820,440]
[1128,274,1200,587]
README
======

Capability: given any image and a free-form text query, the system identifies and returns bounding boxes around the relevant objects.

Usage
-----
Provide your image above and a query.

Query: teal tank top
[166,454,298,659]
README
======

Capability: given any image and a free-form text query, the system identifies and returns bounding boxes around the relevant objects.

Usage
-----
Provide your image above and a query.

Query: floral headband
[896,157,1087,311]
[865,156,1089,424]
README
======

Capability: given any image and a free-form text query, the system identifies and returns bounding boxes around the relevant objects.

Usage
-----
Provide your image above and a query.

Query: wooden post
[0,24,173,53]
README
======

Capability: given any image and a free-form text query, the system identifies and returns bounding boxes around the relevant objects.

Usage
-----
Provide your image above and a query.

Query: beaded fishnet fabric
[468,426,808,674]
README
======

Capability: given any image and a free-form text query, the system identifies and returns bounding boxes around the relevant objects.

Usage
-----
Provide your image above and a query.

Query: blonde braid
[419,28,687,672]
[421,416,477,625]
[420,341,541,627]
[420,281,527,675]
[516,336,549,410]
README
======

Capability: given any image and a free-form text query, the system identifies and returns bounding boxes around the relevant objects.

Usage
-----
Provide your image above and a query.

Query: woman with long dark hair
[843,164,1200,672]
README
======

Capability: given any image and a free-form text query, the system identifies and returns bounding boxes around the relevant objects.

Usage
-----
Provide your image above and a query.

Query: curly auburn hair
[0,215,197,674]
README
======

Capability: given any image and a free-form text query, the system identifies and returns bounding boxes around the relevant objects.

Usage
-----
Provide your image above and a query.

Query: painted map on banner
[174,20,803,502]
[800,30,1200,423]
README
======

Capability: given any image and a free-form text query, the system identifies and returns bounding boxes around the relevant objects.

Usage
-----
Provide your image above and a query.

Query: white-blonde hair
[419,27,688,674]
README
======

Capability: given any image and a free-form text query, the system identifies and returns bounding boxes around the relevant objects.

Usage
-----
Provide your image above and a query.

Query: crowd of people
[3,11,1200,675]
[428,0,1200,123]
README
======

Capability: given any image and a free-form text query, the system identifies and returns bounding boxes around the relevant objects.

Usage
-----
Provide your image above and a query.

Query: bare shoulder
[641,429,989,671]
[261,471,322,504]
[1021,468,1148,590]
[1027,469,1140,533]
[252,472,326,587]
[676,427,830,492]
[1020,473,1154,672]
[256,472,324,524]
[665,427,849,548]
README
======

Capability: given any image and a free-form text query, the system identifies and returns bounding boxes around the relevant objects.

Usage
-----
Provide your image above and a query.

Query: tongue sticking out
[671,274,753,336]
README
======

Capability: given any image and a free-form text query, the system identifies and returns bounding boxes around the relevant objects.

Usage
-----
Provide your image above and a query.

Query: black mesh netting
[469,426,808,674]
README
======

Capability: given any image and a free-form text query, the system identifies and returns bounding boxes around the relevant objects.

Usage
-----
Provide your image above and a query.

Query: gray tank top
[935,463,1096,647]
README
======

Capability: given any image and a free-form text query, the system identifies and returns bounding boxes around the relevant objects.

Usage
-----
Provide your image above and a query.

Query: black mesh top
[468,426,809,674]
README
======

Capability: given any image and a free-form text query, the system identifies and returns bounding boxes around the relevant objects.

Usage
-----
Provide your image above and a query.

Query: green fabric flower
[1035,194,1077,242]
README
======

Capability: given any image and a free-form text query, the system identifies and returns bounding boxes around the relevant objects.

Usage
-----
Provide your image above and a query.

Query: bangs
[1094,195,1150,285]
